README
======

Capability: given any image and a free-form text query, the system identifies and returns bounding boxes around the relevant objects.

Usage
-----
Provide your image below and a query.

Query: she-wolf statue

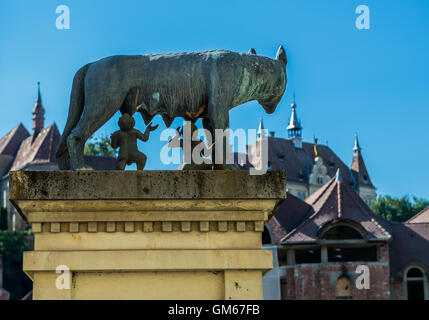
[56,46,287,170]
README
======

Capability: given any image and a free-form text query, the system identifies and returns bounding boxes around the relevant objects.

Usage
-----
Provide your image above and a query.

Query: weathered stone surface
[11,170,284,300]
[9,170,286,200]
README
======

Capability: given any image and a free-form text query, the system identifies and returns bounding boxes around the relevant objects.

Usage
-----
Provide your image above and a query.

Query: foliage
[84,135,117,157]
[370,195,429,222]
[0,230,32,299]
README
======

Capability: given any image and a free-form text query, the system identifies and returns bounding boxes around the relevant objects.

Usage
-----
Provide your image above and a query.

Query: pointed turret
[257,117,266,139]
[353,134,361,154]
[32,82,45,139]
[287,96,303,148]
[286,102,302,136]
[351,134,374,188]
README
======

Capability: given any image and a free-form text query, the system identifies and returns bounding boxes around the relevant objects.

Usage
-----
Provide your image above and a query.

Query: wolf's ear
[248,48,256,55]
[275,45,287,66]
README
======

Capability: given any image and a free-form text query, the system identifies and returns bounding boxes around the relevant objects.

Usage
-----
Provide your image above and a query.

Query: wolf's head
[257,45,287,114]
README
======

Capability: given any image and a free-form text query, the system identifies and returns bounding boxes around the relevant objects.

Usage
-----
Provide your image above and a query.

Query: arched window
[405,267,427,300]
[319,223,377,262]
[320,225,363,240]
[336,276,352,299]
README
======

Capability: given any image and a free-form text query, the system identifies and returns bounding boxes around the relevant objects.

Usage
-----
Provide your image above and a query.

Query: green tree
[84,135,116,157]
[370,195,429,222]
[0,230,32,299]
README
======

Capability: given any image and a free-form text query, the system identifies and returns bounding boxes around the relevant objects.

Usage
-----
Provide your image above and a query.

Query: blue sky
[0,0,428,199]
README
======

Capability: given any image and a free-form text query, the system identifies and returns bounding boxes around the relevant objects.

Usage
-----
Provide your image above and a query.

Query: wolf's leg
[206,101,237,170]
[67,95,123,170]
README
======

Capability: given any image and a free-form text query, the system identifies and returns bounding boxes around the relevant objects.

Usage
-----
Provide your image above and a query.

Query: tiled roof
[351,151,374,189]
[271,192,312,236]
[246,137,363,188]
[9,124,61,171]
[267,216,288,245]
[389,222,429,277]
[281,174,391,244]
[407,206,429,223]
[0,124,30,156]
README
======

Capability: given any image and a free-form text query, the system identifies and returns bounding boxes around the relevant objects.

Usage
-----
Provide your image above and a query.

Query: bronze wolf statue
[56,46,287,170]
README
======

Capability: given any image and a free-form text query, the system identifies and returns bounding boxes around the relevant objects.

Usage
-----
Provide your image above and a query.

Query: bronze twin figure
[110,113,158,170]
[55,46,287,170]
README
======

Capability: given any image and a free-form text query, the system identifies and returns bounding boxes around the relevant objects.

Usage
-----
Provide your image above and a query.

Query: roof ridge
[282,181,338,242]
[337,181,342,218]
[341,181,391,238]
[406,206,429,223]
[306,177,336,206]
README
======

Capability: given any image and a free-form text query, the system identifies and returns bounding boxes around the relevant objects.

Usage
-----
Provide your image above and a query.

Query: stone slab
[9,170,286,200]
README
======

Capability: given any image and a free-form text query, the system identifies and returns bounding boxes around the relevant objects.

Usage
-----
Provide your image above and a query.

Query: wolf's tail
[56,63,90,169]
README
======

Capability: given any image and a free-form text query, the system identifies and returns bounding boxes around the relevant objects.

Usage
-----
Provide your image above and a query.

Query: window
[277,249,288,266]
[280,278,287,300]
[317,176,323,185]
[321,225,363,240]
[295,248,321,264]
[405,267,426,300]
[336,276,352,299]
[327,246,377,262]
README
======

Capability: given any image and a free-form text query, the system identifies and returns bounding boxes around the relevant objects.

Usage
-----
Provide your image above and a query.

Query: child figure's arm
[138,123,159,142]
[110,131,120,149]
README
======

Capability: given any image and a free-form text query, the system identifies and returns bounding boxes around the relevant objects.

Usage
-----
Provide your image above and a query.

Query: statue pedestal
[10,170,285,300]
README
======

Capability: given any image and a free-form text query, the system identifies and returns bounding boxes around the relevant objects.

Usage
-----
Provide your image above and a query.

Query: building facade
[262,171,429,300]
[0,83,116,231]
[244,101,376,205]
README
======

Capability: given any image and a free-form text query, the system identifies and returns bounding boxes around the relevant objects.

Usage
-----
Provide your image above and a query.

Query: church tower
[32,82,45,139]
[286,98,302,149]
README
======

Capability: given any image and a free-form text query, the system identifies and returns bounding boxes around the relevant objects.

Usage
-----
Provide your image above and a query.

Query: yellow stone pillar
[10,170,285,300]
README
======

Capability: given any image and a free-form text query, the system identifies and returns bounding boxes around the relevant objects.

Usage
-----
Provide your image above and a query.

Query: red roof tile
[281,175,391,244]
[271,192,312,235]
[9,124,61,171]
[245,137,366,189]
[389,222,429,276]
[351,151,375,189]
[0,124,30,156]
